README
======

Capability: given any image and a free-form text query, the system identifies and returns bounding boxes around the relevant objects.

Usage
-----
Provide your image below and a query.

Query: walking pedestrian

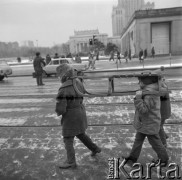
[95,49,99,60]
[45,54,51,65]
[124,49,128,63]
[155,67,171,148]
[144,49,147,59]
[91,56,96,70]
[123,73,169,167]
[75,54,81,63]
[128,49,132,60]
[116,50,121,64]
[159,77,171,148]
[139,49,143,63]
[87,52,92,70]
[87,51,95,70]
[109,50,114,61]
[151,46,155,58]
[33,52,46,86]
[55,64,101,169]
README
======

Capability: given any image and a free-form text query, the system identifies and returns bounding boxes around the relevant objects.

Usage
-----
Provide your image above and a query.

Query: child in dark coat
[159,76,171,147]
[154,67,171,147]
[123,74,169,167]
[55,64,101,169]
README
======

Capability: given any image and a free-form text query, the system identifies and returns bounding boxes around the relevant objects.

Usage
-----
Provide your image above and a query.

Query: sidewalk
[115,55,182,69]
[7,55,182,66]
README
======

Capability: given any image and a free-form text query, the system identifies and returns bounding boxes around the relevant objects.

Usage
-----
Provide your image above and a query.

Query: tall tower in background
[112,6,124,36]
[112,0,155,36]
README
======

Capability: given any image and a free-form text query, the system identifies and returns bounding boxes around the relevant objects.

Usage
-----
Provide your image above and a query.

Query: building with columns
[68,29,108,55]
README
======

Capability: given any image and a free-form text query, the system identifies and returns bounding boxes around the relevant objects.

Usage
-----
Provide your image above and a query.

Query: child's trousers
[129,132,169,163]
[63,133,99,164]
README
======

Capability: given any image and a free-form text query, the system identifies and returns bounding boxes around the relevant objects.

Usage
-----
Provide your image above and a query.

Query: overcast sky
[0,0,181,47]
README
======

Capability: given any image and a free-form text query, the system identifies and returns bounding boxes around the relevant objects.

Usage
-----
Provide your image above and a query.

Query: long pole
[36,40,38,48]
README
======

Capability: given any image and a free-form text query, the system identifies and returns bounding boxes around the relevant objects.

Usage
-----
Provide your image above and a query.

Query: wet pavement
[0,76,182,180]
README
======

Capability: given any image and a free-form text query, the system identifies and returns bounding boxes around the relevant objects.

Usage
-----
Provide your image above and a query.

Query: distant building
[112,0,155,36]
[112,6,124,36]
[121,7,182,56]
[10,42,19,49]
[20,40,34,47]
[68,29,108,54]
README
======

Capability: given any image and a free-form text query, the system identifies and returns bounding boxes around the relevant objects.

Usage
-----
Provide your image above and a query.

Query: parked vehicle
[43,58,87,77]
[0,61,13,81]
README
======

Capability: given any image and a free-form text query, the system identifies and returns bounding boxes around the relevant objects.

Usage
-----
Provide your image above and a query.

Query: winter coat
[133,83,161,135]
[139,50,143,60]
[151,47,155,55]
[33,57,45,75]
[75,56,81,63]
[55,78,87,137]
[160,84,171,122]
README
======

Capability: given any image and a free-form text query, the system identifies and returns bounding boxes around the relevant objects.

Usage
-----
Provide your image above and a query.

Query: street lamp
[36,40,38,48]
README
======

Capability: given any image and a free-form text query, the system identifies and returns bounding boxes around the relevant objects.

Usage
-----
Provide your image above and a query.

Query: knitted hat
[139,76,158,85]
[56,64,73,78]
[36,52,40,56]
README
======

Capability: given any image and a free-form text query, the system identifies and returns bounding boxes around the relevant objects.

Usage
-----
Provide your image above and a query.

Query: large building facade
[68,29,108,54]
[121,7,182,56]
[112,0,154,36]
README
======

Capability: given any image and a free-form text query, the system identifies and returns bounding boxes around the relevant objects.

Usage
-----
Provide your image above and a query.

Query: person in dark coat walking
[155,67,171,147]
[124,49,128,63]
[33,52,46,86]
[139,49,143,63]
[128,49,131,60]
[144,49,147,59]
[95,49,99,60]
[116,50,121,64]
[151,46,155,58]
[55,64,101,169]
[159,76,171,147]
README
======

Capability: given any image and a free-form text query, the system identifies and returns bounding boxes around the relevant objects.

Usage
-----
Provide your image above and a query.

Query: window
[52,60,59,65]
[60,60,69,64]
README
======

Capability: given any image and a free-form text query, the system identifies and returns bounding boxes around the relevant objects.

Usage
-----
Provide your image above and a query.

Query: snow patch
[0,107,41,112]
[0,118,27,125]
[0,98,52,104]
